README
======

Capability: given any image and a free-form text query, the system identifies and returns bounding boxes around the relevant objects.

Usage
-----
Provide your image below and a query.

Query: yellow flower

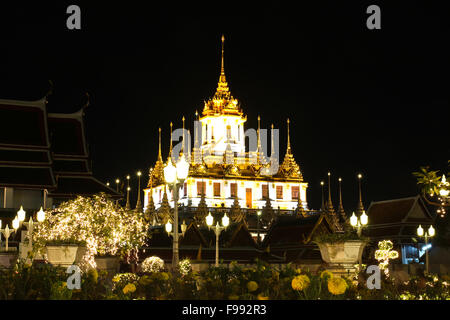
[112,275,121,283]
[328,277,348,295]
[257,294,269,300]
[320,270,333,279]
[247,281,259,292]
[123,283,136,294]
[295,268,302,274]
[61,282,67,288]
[291,275,310,291]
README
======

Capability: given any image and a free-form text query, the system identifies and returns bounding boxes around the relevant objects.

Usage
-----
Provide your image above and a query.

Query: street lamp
[256,209,262,244]
[164,154,190,269]
[350,210,368,236]
[439,175,449,197]
[22,207,46,254]
[165,219,187,237]
[417,224,435,274]
[17,206,26,228]
[136,171,143,212]
[126,175,131,210]
[206,212,230,267]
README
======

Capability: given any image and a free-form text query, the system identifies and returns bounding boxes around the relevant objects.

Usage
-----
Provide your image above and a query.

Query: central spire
[220,34,226,83]
[215,34,231,98]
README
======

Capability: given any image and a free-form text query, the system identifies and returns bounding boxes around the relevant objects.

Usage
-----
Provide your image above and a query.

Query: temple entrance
[246,188,252,208]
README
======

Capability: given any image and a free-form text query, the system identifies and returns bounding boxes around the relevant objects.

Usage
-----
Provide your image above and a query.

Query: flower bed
[0,259,448,300]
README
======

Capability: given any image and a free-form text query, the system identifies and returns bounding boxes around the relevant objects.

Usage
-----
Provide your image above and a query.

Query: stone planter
[75,246,88,264]
[95,255,120,274]
[316,240,368,270]
[46,244,79,267]
[0,250,19,269]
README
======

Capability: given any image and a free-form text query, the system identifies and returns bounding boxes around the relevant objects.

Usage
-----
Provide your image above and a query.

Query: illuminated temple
[143,36,312,226]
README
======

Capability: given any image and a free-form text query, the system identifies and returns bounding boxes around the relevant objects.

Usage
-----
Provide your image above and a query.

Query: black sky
[0,1,448,211]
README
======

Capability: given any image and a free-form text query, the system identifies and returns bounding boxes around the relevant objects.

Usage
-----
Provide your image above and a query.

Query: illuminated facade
[143,36,308,212]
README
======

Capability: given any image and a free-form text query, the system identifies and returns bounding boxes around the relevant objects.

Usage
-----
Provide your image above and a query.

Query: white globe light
[165,221,173,234]
[206,212,214,227]
[176,155,190,181]
[37,207,45,222]
[350,212,358,227]
[360,211,368,226]
[428,225,435,237]
[439,188,449,197]
[222,213,230,228]
[417,225,424,237]
[17,206,26,222]
[164,158,177,183]
[12,218,19,230]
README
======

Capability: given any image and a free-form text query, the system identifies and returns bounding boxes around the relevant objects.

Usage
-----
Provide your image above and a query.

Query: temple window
[214,182,221,197]
[230,182,237,197]
[291,186,299,200]
[262,184,269,199]
[276,185,283,199]
[197,181,206,196]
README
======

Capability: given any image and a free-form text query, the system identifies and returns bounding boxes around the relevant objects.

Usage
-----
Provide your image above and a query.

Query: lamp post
[0,223,17,252]
[164,155,190,269]
[350,210,368,237]
[136,171,143,212]
[256,209,262,244]
[22,207,46,249]
[165,220,187,241]
[206,212,230,267]
[126,175,131,210]
[417,224,435,274]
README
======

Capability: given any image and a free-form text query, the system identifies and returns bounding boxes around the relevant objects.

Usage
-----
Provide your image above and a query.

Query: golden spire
[257,115,262,151]
[158,127,162,161]
[271,123,275,157]
[168,122,173,160]
[287,118,291,153]
[181,116,185,155]
[220,34,225,82]
[356,173,365,215]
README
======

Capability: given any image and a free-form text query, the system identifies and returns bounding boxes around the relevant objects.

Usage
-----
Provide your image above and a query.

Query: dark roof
[364,196,434,242]
[366,196,433,225]
[0,166,55,189]
[0,100,49,147]
[48,111,87,156]
[262,214,331,247]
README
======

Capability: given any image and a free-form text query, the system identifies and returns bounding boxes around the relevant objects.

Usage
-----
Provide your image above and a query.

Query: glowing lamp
[37,207,45,223]
[428,225,435,237]
[165,221,173,234]
[350,212,358,227]
[417,225,424,237]
[360,210,368,226]
[358,174,362,179]
[176,155,190,181]
[137,171,142,177]
[257,210,262,216]
[181,220,187,234]
[206,212,214,227]
[116,179,120,184]
[222,213,230,228]
[164,158,177,183]
[127,175,130,180]
[17,206,26,222]
[12,218,19,230]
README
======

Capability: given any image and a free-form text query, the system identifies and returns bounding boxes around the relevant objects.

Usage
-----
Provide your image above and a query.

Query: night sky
[0,2,448,212]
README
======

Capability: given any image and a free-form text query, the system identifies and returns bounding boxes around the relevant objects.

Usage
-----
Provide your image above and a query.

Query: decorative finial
[338,177,346,222]
[257,116,261,151]
[356,173,365,215]
[158,128,162,161]
[287,118,291,152]
[220,34,226,80]
[169,122,173,160]
[181,116,185,154]
[320,181,325,212]
[270,124,275,158]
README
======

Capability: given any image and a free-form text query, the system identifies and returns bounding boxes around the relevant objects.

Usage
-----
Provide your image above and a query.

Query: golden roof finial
[287,118,291,153]
[168,122,173,160]
[270,123,275,157]
[221,34,225,79]
[180,116,185,155]
[158,127,162,161]
[257,115,261,150]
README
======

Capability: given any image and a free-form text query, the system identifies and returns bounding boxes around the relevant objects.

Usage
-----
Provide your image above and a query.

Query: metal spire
[356,173,365,215]
[286,118,291,153]
[158,127,162,161]
[168,122,173,161]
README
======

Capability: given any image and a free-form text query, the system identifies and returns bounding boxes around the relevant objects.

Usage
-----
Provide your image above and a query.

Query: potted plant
[33,193,148,273]
[45,239,85,267]
[314,232,368,270]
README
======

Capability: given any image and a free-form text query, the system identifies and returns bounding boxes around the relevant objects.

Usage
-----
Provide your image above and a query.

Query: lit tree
[33,193,149,271]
